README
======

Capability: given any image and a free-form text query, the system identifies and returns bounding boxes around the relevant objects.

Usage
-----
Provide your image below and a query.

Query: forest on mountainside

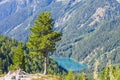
[0,0,120,72]
[1,34,120,80]
[0,35,66,76]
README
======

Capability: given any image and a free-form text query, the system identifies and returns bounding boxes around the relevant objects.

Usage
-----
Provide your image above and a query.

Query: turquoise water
[53,58,87,71]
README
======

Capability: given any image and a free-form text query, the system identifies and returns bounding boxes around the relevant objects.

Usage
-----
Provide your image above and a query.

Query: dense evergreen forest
[0,32,120,80]
[0,35,66,76]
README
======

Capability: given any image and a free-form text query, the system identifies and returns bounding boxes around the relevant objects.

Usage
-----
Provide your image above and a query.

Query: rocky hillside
[0,0,81,41]
[0,0,120,69]
[55,0,120,69]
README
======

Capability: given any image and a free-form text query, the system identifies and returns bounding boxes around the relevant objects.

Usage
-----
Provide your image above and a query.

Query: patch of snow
[54,13,71,27]
[16,0,26,12]
[17,0,25,5]
[0,0,11,5]
[11,24,22,32]
[56,0,81,5]
[25,24,30,30]
[56,0,70,4]
[55,11,73,28]
[4,29,11,34]
[71,0,81,6]
[78,24,84,29]
[56,0,69,2]
[33,5,36,13]
[15,5,20,13]
[63,12,71,22]
[116,0,120,3]
[36,0,40,3]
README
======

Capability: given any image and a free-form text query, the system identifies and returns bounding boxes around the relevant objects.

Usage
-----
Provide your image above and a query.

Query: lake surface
[53,58,87,71]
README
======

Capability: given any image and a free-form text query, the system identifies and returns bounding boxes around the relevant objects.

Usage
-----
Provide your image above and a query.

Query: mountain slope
[0,0,120,70]
[0,0,80,41]
[55,0,120,68]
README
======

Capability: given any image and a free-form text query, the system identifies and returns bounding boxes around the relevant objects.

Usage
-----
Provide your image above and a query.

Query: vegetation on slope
[0,0,120,73]
[64,65,120,80]
[55,0,120,72]
[0,35,66,76]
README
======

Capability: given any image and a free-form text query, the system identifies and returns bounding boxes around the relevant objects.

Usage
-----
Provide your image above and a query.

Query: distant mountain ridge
[0,0,81,41]
[0,0,120,70]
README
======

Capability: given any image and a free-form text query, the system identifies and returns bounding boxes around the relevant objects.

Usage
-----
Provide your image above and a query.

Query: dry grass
[0,74,6,77]
[32,75,62,80]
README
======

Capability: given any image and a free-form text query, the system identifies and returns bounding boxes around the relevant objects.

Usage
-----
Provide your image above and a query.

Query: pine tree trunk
[43,57,47,75]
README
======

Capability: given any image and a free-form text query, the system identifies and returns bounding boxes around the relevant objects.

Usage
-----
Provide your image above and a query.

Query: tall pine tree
[27,12,62,75]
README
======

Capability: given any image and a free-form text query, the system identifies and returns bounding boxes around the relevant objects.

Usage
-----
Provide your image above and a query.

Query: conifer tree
[0,58,3,74]
[77,73,87,80]
[65,71,75,80]
[10,44,26,70]
[99,66,120,80]
[27,12,62,75]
